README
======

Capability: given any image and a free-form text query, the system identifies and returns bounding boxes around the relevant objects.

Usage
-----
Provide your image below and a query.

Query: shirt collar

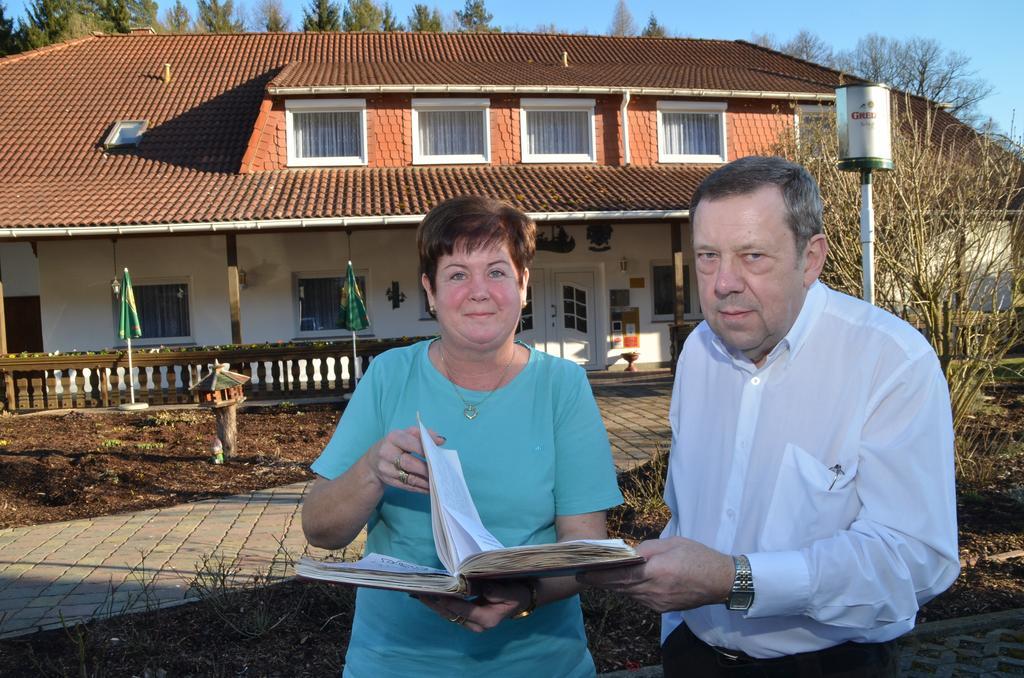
[709,280,827,372]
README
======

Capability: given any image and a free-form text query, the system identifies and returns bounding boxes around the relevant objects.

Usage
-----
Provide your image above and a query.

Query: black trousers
[662,623,900,678]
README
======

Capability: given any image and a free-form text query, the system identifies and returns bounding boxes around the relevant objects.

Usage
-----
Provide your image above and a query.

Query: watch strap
[727,554,754,611]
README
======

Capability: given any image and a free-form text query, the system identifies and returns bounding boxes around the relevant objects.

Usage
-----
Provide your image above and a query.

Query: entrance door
[516,271,548,352]
[4,296,43,353]
[554,271,598,367]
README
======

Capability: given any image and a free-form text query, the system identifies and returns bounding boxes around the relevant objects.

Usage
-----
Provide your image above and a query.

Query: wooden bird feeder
[193,362,249,408]
[192,362,249,461]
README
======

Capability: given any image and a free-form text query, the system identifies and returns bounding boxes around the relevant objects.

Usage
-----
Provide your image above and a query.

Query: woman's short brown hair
[418,196,536,291]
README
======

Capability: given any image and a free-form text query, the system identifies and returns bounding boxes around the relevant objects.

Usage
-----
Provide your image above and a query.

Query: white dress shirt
[662,281,960,658]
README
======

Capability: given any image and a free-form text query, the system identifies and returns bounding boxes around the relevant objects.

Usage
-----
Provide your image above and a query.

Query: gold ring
[393,453,405,472]
[398,469,410,484]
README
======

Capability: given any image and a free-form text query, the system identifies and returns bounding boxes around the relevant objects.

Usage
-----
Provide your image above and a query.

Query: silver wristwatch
[726,554,754,611]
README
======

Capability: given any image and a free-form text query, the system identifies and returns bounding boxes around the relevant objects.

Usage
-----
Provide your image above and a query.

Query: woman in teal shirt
[302,196,623,678]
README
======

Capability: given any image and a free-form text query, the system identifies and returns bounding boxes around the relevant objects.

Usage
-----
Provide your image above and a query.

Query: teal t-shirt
[310,339,623,678]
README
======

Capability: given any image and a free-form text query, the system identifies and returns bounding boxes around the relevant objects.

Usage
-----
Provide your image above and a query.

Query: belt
[664,623,899,677]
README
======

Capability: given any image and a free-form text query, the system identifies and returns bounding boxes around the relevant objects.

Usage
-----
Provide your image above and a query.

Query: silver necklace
[437,341,516,420]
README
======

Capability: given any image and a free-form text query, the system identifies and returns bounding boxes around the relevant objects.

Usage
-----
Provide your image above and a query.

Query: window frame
[285,98,368,167]
[795,102,831,149]
[519,98,596,164]
[657,100,728,164]
[294,269,373,339]
[411,98,491,165]
[103,120,148,150]
[113,276,194,346]
[650,261,691,322]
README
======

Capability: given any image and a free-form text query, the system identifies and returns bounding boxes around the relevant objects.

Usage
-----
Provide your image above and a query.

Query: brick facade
[727,99,795,160]
[242,94,799,173]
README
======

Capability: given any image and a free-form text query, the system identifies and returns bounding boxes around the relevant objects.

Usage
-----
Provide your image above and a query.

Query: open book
[295,415,643,596]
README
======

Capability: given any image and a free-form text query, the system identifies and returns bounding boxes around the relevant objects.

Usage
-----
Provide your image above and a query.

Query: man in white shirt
[583,156,959,676]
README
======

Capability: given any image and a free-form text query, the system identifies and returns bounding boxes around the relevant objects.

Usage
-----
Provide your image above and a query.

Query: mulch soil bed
[0,383,1023,675]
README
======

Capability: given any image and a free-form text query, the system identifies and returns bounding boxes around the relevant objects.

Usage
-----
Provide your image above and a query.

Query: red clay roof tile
[0,32,966,231]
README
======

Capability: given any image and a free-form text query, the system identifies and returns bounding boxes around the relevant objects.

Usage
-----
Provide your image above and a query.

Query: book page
[333,553,449,575]
[457,539,644,579]
[418,415,505,572]
[295,555,468,596]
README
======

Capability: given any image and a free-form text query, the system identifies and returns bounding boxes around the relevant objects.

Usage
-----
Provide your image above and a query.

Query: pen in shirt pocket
[828,464,844,491]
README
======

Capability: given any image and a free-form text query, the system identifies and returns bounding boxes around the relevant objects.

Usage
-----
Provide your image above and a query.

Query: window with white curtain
[296,271,371,336]
[285,99,367,167]
[657,101,727,163]
[113,279,192,343]
[520,98,595,163]
[412,98,490,164]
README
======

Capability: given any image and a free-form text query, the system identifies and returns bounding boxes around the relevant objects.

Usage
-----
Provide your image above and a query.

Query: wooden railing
[0,338,426,412]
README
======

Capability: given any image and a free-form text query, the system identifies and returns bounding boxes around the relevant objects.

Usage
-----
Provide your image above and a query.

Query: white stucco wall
[39,236,235,352]
[237,228,436,343]
[1,242,40,297]
[35,222,700,366]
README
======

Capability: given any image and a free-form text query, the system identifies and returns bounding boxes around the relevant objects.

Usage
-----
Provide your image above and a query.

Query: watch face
[728,591,754,611]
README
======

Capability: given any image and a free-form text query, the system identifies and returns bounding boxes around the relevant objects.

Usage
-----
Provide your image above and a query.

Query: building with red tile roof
[0,31,962,367]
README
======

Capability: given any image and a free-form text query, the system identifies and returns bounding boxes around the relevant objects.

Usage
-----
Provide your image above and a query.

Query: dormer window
[412,98,490,165]
[657,101,727,163]
[285,98,367,167]
[103,120,147,150]
[520,98,595,163]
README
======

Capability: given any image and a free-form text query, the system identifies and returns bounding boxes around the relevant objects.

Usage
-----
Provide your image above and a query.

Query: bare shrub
[776,100,1024,468]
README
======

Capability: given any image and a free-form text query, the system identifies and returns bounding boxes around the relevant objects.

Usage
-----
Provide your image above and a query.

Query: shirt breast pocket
[759,443,860,552]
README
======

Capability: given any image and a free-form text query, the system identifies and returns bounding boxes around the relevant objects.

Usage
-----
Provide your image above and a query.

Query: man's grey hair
[690,156,824,255]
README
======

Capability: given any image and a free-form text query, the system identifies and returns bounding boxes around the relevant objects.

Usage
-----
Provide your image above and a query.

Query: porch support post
[671,220,686,325]
[670,220,686,369]
[0,254,12,409]
[226,233,243,344]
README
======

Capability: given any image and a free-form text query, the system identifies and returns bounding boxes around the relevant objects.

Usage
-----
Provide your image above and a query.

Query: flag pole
[117,266,148,410]
[351,329,358,383]
[349,259,359,383]
[126,335,136,404]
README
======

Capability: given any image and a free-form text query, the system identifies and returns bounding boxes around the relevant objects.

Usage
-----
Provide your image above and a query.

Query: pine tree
[129,0,159,28]
[162,0,191,31]
[454,0,495,33]
[22,0,71,47]
[256,0,288,30]
[196,0,243,32]
[0,1,20,54]
[96,0,131,32]
[406,3,440,32]
[341,0,381,31]
[379,1,401,30]
[608,0,635,37]
[640,12,665,38]
[302,0,339,31]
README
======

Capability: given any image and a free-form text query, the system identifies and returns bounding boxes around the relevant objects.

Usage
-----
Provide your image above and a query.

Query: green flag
[339,261,369,332]
[118,268,142,340]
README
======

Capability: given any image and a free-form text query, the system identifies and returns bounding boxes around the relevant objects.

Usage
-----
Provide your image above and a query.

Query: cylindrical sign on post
[836,83,894,307]
[836,83,894,171]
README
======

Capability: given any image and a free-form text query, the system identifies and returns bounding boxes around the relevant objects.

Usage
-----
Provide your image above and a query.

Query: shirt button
[726,508,736,520]
[750,377,761,385]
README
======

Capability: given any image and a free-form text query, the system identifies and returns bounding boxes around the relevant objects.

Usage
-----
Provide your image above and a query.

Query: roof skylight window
[103,120,148,150]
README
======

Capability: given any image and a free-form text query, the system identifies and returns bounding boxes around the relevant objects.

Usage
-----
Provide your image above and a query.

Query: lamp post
[836,83,895,305]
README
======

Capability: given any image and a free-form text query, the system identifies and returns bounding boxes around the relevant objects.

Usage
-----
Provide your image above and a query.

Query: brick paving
[2,368,1022,676]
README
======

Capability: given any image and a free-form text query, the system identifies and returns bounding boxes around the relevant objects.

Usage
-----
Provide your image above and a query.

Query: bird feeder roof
[191,364,250,392]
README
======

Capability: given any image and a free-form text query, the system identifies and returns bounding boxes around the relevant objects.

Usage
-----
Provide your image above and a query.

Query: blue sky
[6,0,1020,135]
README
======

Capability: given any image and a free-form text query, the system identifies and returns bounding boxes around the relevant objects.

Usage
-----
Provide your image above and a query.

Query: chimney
[562,51,569,67]
[162,63,172,84]
[130,26,156,35]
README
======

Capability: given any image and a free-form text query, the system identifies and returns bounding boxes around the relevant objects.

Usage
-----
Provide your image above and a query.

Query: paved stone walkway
[2,368,1022,676]
[0,369,674,640]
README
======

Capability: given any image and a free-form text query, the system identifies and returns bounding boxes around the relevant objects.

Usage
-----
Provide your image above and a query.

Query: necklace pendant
[463,404,479,420]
